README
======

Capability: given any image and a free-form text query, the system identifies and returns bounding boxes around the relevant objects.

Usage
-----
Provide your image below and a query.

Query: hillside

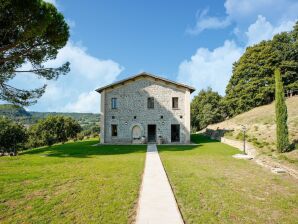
[0,104,100,130]
[206,96,298,164]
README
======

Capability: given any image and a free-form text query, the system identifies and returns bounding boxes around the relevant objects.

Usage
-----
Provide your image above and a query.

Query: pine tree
[275,69,289,153]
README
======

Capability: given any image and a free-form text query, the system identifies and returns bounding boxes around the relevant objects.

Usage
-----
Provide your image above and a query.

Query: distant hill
[0,104,100,130]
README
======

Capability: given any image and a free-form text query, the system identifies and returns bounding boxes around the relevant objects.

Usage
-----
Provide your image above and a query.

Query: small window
[180,115,183,119]
[172,97,178,109]
[160,115,163,119]
[112,116,115,119]
[111,124,117,136]
[147,97,154,109]
[111,98,117,109]
[134,116,137,119]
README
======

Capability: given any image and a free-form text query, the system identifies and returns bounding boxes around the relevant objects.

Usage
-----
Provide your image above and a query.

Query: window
[147,97,154,109]
[160,115,163,119]
[111,124,117,136]
[111,98,117,109]
[134,116,137,119]
[112,116,115,119]
[172,97,178,109]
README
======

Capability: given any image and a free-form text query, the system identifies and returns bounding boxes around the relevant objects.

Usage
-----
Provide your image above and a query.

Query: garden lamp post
[241,125,246,155]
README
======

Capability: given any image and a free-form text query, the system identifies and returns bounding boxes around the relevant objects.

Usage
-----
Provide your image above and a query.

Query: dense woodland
[191,22,298,131]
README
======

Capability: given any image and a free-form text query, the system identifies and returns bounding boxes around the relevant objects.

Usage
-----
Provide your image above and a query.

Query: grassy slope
[159,135,298,224]
[0,140,146,224]
[207,96,298,163]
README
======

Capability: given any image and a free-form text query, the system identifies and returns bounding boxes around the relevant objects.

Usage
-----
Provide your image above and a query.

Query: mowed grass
[159,134,298,224]
[0,139,146,224]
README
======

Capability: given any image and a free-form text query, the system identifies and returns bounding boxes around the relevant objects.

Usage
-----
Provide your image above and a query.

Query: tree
[225,21,298,117]
[275,69,289,153]
[0,116,27,155]
[0,0,70,106]
[191,88,226,131]
[28,115,81,147]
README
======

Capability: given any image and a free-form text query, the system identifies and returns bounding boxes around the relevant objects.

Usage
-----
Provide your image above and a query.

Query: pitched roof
[95,72,196,93]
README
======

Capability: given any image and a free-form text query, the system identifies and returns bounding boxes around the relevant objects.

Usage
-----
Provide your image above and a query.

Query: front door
[147,125,156,142]
[171,124,180,142]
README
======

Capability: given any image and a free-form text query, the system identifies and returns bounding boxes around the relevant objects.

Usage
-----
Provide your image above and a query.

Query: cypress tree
[275,69,289,153]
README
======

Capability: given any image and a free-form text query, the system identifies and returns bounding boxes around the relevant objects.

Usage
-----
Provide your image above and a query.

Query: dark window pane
[147,97,154,109]
[111,98,117,109]
[111,124,117,136]
[172,97,178,109]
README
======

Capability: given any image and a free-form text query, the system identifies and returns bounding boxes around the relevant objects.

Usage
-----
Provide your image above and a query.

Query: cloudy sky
[7,0,298,112]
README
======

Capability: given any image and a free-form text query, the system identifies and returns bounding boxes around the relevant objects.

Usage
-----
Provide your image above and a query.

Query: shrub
[275,69,290,152]
[28,116,82,147]
[0,117,27,155]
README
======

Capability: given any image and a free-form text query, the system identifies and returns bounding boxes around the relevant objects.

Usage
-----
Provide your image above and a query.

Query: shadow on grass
[22,140,147,158]
[21,134,215,157]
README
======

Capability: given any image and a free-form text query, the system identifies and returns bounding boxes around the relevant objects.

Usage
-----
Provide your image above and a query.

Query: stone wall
[101,76,191,143]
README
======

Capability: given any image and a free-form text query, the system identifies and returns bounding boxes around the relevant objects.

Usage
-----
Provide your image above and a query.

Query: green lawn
[159,134,298,224]
[0,140,146,224]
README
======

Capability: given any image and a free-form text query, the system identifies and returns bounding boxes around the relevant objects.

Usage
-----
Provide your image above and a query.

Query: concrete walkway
[135,144,184,224]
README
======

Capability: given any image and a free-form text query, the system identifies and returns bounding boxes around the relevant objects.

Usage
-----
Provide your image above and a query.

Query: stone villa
[96,72,195,144]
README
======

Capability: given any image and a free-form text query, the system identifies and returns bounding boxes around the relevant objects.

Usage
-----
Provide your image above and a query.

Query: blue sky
[7,0,298,112]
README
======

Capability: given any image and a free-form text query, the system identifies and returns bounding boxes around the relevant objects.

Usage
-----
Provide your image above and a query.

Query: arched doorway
[132,125,142,140]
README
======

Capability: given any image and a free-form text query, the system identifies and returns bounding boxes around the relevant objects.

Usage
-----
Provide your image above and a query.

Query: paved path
[135,144,184,224]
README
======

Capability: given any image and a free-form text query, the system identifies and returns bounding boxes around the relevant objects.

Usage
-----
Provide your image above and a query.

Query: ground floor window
[111,124,118,137]
[171,124,180,142]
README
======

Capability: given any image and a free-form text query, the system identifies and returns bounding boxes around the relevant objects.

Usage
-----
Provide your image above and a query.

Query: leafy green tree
[275,69,289,153]
[0,0,70,106]
[0,116,27,155]
[28,116,81,147]
[225,21,298,117]
[191,88,226,131]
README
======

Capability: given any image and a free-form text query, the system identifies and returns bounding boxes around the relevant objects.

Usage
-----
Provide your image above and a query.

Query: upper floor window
[172,97,178,109]
[147,97,154,109]
[111,124,117,136]
[111,98,117,109]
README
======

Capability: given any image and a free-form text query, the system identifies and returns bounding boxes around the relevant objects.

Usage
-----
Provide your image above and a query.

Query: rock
[232,154,253,160]
[271,168,286,174]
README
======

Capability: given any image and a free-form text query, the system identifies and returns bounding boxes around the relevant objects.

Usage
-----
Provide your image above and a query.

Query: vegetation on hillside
[191,21,298,134]
[0,104,100,131]
[0,0,70,105]
[224,22,298,117]
[275,69,290,152]
[207,96,298,164]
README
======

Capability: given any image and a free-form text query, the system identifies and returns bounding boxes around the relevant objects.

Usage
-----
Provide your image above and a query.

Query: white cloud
[187,8,231,35]
[225,0,298,23]
[9,41,123,113]
[177,40,243,95]
[63,91,99,113]
[246,15,296,46]
[188,0,298,35]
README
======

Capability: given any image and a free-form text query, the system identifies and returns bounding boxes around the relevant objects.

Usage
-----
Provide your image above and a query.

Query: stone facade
[98,74,194,144]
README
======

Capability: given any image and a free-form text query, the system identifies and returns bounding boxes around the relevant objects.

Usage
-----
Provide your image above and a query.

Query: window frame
[111,98,117,109]
[172,97,179,109]
[147,97,154,109]
[111,124,118,137]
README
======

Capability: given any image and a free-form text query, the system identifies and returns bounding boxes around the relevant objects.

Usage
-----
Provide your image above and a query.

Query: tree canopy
[0,0,70,106]
[0,116,27,155]
[224,22,298,117]
[191,88,226,131]
[28,115,81,147]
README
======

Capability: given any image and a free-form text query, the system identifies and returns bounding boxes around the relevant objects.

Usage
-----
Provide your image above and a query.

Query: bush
[0,117,27,155]
[28,115,82,147]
